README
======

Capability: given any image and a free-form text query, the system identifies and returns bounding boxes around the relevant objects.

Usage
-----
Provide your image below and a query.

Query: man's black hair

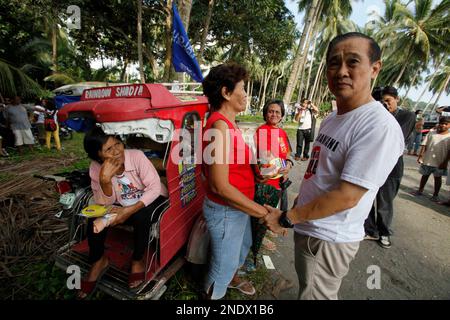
[372,86,383,101]
[439,116,449,124]
[381,86,398,98]
[326,32,381,64]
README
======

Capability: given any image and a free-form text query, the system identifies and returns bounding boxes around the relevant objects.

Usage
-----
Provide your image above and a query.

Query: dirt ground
[253,128,450,300]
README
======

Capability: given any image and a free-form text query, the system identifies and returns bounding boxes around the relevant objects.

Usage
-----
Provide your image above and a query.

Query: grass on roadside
[1,132,89,176]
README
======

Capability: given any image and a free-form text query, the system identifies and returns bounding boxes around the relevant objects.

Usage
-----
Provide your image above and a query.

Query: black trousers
[364,177,401,237]
[296,129,312,158]
[87,195,167,263]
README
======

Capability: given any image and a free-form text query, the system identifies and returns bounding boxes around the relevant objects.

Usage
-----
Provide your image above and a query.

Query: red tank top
[202,112,255,205]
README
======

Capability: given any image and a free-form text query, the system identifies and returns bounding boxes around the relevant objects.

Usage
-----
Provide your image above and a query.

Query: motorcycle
[59,123,74,140]
[34,169,92,242]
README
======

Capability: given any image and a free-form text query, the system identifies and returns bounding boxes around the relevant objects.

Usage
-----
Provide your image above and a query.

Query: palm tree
[283,0,321,104]
[198,0,215,63]
[429,59,450,108]
[385,0,449,87]
[137,0,145,83]
[0,59,43,98]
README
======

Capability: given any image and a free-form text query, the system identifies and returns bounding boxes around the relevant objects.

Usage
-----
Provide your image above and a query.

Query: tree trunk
[259,68,273,110]
[198,0,214,63]
[248,80,254,113]
[163,0,174,82]
[310,53,326,102]
[422,92,437,114]
[257,75,264,107]
[179,0,193,32]
[304,32,319,99]
[272,66,285,99]
[432,73,450,109]
[296,1,322,103]
[52,23,58,73]
[245,80,251,114]
[393,44,413,87]
[120,58,129,82]
[137,0,145,83]
[282,0,320,105]
[413,57,444,110]
[402,68,420,100]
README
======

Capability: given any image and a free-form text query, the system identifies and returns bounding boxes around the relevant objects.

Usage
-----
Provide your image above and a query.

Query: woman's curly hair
[202,63,249,112]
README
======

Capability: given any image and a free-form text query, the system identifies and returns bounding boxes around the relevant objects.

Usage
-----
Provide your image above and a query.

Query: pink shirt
[89,149,168,207]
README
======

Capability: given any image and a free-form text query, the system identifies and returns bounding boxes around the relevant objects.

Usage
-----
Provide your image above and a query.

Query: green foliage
[7,261,74,300]
[236,114,265,123]
[190,0,298,66]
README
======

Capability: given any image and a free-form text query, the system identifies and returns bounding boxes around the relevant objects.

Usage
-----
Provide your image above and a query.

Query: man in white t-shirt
[294,99,319,161]
[264,32,404,300]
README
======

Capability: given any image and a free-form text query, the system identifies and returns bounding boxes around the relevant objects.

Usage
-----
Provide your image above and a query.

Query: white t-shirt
[294,101,404,243]
[33,105,46,124]
[298,109,313,130]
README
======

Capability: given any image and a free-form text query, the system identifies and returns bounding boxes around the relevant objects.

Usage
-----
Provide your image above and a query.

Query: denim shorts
[203,197,252,300]
[419,164,448,177]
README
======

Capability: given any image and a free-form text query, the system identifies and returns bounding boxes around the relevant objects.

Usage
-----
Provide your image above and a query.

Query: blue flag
[172,3,203,82]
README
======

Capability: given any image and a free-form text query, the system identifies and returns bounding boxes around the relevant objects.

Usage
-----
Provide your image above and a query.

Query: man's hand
[263,205,287,235]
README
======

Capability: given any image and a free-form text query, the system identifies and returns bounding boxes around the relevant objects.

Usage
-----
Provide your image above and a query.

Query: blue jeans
[407,131,422,154]
[203,197,252,300]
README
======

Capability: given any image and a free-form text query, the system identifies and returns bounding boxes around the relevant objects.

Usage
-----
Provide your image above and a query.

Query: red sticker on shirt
[304,146,320,180]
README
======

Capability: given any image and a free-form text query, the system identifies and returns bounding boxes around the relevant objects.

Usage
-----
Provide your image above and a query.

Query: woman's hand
[100,158,122,183]
[255,174,270,184]
[263,205,288,236]
[279,162,292,178]
[108,206,131,226]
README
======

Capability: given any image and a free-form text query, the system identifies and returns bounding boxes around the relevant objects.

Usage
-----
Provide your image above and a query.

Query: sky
[284,0,450,107]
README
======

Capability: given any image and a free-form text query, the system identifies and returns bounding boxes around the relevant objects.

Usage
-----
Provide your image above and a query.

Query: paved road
[238,122,450,300]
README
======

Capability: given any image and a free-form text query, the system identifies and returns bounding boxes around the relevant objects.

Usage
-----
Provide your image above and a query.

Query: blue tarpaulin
[54,95,90,132]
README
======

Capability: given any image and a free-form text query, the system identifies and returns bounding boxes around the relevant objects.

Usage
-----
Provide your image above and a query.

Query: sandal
[410,190,423,197]
[228,280,256,296]
[262,237,277,251]
[77,261,110,299]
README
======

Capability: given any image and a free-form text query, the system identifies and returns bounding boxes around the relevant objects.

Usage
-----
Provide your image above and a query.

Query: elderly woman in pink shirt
[78,126,168,299]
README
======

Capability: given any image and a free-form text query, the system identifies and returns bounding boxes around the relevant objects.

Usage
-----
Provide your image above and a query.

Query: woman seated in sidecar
[77,126,168,299]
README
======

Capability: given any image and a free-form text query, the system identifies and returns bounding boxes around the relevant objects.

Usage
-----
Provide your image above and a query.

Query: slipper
[228,280,256,295]
[262,237,277,251]
[77,262,110,299]
[128,272,145,289]
[437,201,450,207]
[266,230,278,238]
[410,190,423,197]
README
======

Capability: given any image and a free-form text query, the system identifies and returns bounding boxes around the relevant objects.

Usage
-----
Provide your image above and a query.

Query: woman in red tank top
[202,63,268,299]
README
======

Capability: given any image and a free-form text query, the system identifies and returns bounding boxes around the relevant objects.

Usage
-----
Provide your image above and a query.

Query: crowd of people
[9,32,443,300]
[0,95,63,156]
[195,32,448,300]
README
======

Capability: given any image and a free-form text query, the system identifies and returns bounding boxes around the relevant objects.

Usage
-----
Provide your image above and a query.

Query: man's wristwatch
[279,210,294,228]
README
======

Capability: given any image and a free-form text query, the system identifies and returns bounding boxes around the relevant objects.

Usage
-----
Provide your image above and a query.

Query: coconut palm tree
[0,59,43,98]
[385,0,449,87]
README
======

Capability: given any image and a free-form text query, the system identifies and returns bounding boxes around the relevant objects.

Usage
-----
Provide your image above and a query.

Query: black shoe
[378,236,391,249]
